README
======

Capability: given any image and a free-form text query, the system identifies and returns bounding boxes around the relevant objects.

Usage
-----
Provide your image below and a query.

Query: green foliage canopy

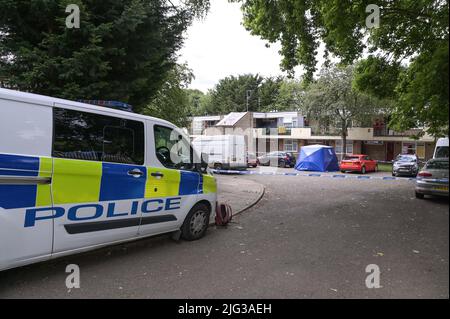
[0,0,208,112]
[231,0,449,136]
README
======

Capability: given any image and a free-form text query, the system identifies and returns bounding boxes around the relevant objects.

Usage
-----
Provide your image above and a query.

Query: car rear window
[396,155,415,162]
[343,156,359,160]
[426,161,449,170]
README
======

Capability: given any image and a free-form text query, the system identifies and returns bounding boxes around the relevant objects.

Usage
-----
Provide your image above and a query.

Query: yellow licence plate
[434,186,449,192]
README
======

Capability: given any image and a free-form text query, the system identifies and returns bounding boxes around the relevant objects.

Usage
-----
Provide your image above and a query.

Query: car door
[51,106,146,253]
[365,156,376,171]
[138,123,201,236]
[267,152,278,165]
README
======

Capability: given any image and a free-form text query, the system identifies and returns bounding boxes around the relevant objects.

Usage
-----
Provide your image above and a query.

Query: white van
[0,88,217,271]
[434,137,449,159]
[192,135,247,170]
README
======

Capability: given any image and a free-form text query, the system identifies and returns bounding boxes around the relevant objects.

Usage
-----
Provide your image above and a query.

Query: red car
[246,152,258,168]
[340,154,378,174]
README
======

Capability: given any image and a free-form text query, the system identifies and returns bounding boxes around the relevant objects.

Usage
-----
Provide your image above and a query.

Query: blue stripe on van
[0,154,39,176]
[99,163,147,201]
[0,154,39,209]
[0,185,37,209]
[179,171,201,196]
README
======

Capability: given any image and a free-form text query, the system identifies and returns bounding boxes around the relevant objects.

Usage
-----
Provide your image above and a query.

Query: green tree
[257,76,283,112]
[274,79,304,112]
[231,0,448,136]
[207,74,264,113]
[185,88,212,116]
[0,0,208,112]
[303,65,386,159]
[142,64,194,127]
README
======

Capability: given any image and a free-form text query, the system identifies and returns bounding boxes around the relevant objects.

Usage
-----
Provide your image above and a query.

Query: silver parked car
[392,154,419,177]
[415,158,449,199]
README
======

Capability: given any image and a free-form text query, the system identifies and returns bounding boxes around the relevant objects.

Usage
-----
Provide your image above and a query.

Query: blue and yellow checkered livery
[0,154,217,210]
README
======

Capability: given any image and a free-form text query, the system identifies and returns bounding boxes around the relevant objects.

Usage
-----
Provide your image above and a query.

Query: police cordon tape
[211,169,417,181]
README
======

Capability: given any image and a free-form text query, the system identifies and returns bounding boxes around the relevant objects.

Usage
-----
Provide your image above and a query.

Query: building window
[403,142,425,159]
[416,142,426,159]
[335,140,353,155]
[402,142,417,156]
[284,140,298,152]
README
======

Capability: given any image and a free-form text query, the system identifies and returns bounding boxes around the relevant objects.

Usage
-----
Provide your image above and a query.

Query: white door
[0,100,54,270]
[138,123,200,236]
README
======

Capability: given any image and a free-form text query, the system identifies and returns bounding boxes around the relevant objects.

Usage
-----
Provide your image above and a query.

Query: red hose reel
[215,202,233,226]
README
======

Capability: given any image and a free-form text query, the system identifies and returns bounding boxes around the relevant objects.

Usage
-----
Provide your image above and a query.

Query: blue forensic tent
[295,145,340,172]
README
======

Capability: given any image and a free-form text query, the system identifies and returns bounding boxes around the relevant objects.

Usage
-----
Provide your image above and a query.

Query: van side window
[53,108,144,165]
[154,125,193,170]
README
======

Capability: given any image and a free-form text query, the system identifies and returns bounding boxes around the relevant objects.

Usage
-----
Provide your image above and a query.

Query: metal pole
[246,90,252,112]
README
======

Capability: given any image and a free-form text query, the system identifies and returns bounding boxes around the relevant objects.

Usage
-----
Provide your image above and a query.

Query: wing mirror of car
[194,152,209,174]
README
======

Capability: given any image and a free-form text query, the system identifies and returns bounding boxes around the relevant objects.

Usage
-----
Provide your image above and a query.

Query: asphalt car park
[0,172,447,299]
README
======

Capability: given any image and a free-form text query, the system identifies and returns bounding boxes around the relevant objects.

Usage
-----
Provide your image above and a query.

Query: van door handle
[127,169,144,177]
[151,172,164,178]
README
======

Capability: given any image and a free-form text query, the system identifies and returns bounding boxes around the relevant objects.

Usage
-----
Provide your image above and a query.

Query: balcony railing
[259,127,297,135]
[373,127,424,137]
[310,128,341,136]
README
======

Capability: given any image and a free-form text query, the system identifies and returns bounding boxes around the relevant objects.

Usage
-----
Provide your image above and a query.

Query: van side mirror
[193,152,209,174]
[201,152,209,165]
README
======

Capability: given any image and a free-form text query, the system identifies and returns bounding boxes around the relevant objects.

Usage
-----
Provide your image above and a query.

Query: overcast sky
[178,0,307,93]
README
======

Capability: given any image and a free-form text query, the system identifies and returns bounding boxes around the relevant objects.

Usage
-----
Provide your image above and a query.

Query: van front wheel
[181,203,210,241]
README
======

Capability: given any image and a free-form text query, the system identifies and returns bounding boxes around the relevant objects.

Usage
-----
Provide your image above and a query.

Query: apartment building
[188,112,436,161]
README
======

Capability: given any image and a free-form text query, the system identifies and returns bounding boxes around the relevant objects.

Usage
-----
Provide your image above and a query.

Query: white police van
[0,88,217,271]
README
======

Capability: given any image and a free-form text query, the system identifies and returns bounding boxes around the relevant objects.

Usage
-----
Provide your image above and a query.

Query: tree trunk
[341,121,348,161]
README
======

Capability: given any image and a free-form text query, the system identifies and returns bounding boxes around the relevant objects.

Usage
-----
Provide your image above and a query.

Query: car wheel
[278,160,286,168]
[214,163,223,170]
[415,192,425,199]
[341,170,346,173]
[181,203,210,241]
[361,166,366,174]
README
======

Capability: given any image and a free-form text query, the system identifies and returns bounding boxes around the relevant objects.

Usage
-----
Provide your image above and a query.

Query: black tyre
[214,163,223,170]
[415,192,425,199]
[181,203,210,241]
[278,160,286,168]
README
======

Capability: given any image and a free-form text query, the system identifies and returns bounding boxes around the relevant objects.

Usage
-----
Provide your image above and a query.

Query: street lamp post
[246,90,252,112]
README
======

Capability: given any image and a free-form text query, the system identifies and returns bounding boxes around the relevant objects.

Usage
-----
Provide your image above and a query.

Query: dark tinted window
[435,146,449,158]
[53,108,144,165]
[426,160,449,170]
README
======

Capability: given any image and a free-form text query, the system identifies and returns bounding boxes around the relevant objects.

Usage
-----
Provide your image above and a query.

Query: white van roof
[0,87,175,127]
[436,137,449,146]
